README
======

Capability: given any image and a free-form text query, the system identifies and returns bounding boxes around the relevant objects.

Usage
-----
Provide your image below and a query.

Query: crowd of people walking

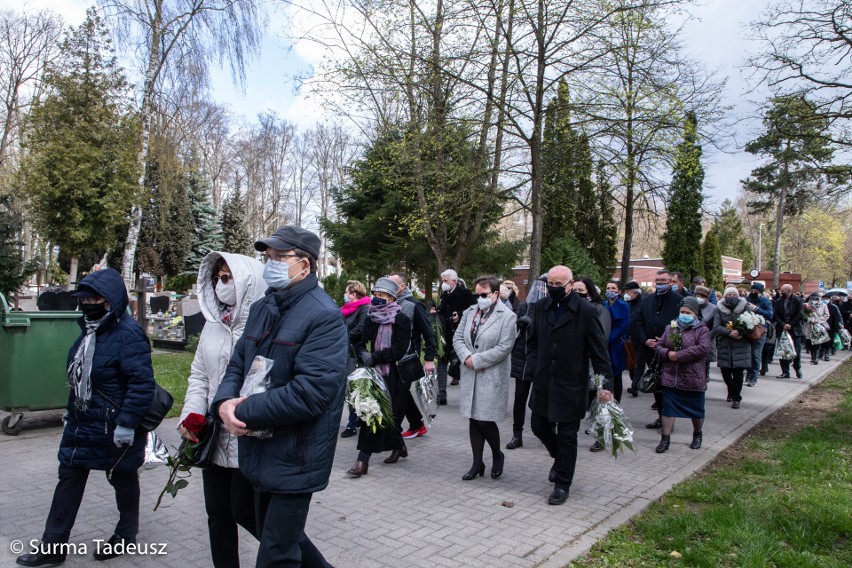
[16,224,852,568]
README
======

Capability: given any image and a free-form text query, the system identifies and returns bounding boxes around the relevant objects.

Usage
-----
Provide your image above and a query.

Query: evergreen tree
[662,112,704,280]
[541,81,578,248]
[184,171,222,273]
[593,160,618,281]
[541,233,600,281]
[220,183,253,255]
[711,200,753,271]
[19,8,139,287]
[0,197,38,296]
[701,229,723,292]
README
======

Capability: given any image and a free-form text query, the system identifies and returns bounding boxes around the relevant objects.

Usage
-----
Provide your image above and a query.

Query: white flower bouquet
[347,367,394,433]
[776,331,797,361]
[585,374,634,458]
[840,328,851,349]
[810,321,830,344]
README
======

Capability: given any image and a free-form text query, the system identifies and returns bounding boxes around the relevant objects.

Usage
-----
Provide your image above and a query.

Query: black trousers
[403,388,424,430]
[203,465,259,568]
[510,379,533,435]
[254,492,330,568]
[779,335,802,373]
[721,368,745,403]
[530,413,580,492]
[42,464,139,544]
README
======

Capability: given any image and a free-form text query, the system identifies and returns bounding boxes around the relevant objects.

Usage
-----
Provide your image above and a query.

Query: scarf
[341,295,371,317]
[368,301,401,376]
[67,312,110,411]
[471,302,497,343]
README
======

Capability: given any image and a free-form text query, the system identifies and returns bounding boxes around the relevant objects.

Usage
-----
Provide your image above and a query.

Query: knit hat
[724,286,739,298]
[680,296,701,317]
[751,282,765,292]
[371,277,399,299]
[693,285,710,298]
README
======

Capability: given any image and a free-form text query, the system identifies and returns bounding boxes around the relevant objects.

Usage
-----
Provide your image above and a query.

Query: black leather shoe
[383,445,408,464]
[346,460,368,477]
[340,428,356,438]
[777,372,791,379]
[548,487,569,505]
[548,468,556,483]
[16,551,66,567]
[462,463,484,480]
[506,435,523,449]
[690,431,703,449]
[491,452,505,479]
[437,395,447,406]
[589,441,604,452]
[650,402,659,410]
[626,387,638,397]
[731,401,740,409]
[94,535,131,562]
[655,435,670,453]
[645,418,662,429]
[795,369,803,379]
[824,355,830,361]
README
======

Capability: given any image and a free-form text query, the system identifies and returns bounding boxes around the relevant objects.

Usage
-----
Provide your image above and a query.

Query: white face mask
[215,279,237,306]
[622,293,632,302]
[477,296,493,311]
[697,297,707,305]
[441,282,451,292]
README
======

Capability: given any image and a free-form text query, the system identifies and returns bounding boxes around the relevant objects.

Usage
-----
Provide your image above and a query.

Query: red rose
[181,413,207,435]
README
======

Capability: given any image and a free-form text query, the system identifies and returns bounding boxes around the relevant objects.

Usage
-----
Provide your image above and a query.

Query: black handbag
[638,358,663,393]
[138,382,174,432]
[177,413,220,468]
[396,338,425,384]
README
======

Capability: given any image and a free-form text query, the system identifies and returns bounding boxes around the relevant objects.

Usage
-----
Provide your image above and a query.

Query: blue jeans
[748,334,767,383]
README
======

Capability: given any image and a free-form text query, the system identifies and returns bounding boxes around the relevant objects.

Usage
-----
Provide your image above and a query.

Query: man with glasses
[631,269,683,429]
[213,226,348,568]
[526,265,613,505]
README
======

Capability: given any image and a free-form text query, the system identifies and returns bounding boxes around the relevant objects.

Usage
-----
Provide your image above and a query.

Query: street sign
[819,281,825,289]
[847,281,852,290]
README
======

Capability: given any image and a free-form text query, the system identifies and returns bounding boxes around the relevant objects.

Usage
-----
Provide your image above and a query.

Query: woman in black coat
[346,278,412,477]
[17,269,155,566]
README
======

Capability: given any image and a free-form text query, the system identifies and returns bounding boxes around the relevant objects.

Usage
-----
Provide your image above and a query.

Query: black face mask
[547,285,567,302]
[725,297,738,308]
[80,302,108,321]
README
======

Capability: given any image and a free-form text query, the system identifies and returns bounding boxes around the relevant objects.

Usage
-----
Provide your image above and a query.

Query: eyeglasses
[475,292,493,299]
[261,253,300,263]
[214,273,232,285]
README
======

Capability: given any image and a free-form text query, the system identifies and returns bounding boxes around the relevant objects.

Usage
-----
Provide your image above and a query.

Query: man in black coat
[630,270,683,428]
[827,295,843,358]
[214,226,348,568]
[437,269,476,402]
[526,265,613,506]
[773,284,804,378]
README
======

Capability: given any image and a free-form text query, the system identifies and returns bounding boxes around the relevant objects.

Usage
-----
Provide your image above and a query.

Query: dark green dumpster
[0,292,79,435]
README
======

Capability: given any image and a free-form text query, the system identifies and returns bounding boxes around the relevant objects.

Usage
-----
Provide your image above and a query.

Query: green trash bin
[0,292,80,435]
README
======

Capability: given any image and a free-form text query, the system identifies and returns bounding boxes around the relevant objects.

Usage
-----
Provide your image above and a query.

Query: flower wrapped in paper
[776,331,797,361]
[585,374,634,458]
[347,367,394,433]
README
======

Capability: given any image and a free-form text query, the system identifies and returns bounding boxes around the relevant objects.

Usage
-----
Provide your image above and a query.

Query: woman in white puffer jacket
[178,251,265,568]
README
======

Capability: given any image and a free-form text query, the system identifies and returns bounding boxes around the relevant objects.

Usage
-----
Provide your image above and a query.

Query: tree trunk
[527,0,546,282]
[619,91,637,286]
[121,1,163,287]
[68,255,79,291]
[772,165,788,290]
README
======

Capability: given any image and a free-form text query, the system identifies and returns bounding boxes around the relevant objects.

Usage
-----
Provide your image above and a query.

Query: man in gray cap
[213,225,348,567]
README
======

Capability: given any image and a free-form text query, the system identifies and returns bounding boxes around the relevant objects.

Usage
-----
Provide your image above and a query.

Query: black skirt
[661,385,705,419]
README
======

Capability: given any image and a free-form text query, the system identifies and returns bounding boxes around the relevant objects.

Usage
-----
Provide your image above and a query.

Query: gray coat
[712,298,753,369]
[453,300,517,421]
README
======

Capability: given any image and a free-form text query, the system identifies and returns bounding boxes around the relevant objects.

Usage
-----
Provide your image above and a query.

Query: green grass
[569,364,852,568]
[152,351,194,418]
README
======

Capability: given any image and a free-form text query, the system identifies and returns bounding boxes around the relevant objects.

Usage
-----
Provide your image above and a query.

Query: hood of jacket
[197,251,266,327]
[76,268,128,328]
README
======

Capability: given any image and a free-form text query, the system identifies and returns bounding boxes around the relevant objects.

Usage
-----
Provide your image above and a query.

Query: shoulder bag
[96,381,173,432]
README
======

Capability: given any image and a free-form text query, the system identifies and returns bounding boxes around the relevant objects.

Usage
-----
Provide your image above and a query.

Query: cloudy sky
[9,0,774,208]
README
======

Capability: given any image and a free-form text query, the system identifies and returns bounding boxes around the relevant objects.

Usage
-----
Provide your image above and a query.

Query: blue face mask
[605,291,619,300]
[656,284,671,295]
[371,297,387,306]
[678,314,694,325]
[671,284,679,294]
[263,259,303,290]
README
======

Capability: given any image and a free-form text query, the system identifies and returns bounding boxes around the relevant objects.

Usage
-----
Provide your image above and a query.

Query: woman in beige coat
[453,275,517,481]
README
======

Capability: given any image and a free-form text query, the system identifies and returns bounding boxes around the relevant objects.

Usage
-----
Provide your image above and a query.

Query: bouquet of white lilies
[347,367,394,433]
[585,374,634,458]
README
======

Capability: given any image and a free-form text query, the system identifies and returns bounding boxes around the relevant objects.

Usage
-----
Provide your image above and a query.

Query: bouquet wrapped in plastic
[810,322,830,345]
[239,356,274,439]
[840,328,851,350]
[585,374,634,458]
[347,367,394,433]
[413,369,439,427]
[776,331,797,361]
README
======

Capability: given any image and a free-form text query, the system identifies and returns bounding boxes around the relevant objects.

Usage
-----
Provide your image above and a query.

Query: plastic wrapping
[776,331,797,361]
[585,374,634,458]
[239,356,274,438]
[413,369,439,427]
[840,328,851,349]
[143,431,169,469]
[810,322,830,345]
[346,367,394,433]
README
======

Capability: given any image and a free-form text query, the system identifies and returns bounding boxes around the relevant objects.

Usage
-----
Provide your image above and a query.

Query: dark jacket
[827,302,842,337]
[712,298,753,369]
[59,268,155,473]
[631,291,684,349]
[438,284,476,354]
[511,301,535,381]
[605,299,631,376]
[656,323,710,391]
[773,294,805,337]
[398,291,437,361]
[746,292,774,323]
[526,292,613,423]
[212,274,348,495]
[343,302,369,373]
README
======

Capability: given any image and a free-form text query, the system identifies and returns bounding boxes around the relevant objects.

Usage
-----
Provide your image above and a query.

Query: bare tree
[0,9,63,168]
[97,0,264,284]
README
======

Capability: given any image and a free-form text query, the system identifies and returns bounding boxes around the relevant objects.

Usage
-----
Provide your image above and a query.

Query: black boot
[506,434,523,449]
[655,435,671,453]
[16,550,66,567]
[690,431,703,449]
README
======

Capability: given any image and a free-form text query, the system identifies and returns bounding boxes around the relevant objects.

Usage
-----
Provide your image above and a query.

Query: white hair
[441,269,458,281]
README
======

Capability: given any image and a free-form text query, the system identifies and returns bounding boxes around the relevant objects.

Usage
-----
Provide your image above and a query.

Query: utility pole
[758,224,763,271]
